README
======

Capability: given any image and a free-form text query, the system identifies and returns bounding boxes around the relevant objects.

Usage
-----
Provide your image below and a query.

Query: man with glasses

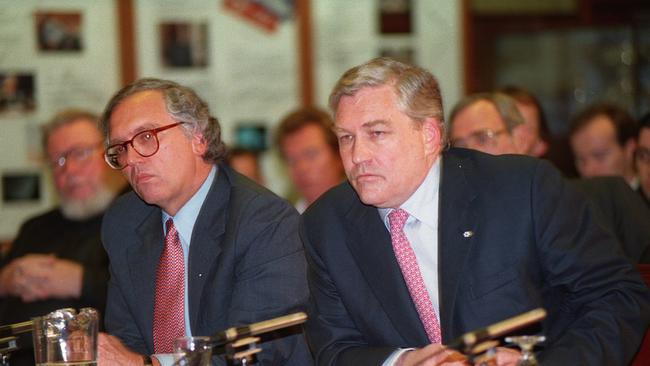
[96,79,311,366]
[448,93,649,263]
[448,92,523,155]
[0,109,126,366]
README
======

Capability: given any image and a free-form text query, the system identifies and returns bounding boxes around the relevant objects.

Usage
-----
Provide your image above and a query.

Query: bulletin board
[0,0,121,240]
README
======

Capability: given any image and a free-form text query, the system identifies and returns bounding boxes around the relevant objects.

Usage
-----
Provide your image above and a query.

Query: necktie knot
[166,218,176,235]
[389,208,409,232]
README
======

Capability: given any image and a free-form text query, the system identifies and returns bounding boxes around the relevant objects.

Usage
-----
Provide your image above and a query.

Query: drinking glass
[32,307,98,366]
[173,336,212,366]
[505,335,546,366]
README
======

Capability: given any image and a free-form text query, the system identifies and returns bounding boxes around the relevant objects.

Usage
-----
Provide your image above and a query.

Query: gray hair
[329,57,446,144]
[448,92,525,133]
[100,78,226,163]
[42,109,99,151]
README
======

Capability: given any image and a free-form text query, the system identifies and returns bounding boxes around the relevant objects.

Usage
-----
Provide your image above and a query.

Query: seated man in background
[449,93,650,264]
[497,86,579,177]
[569,103,639,187]
[496,86,549,158]
[276,107,344,212]
[225,146,265,186]
[0,109,126,366]
[448,92,524,155]
[97,78,311,365]
[302,57,649,366]
[635,112,650,206]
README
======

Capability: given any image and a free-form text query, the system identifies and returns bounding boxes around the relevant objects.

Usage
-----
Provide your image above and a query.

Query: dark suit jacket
[570,176,650,263]
[102,165,312,365]
[301,148,650,366]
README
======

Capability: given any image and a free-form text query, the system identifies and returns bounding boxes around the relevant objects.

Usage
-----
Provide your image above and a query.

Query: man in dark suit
[301,57,650,366]
[96,78,311,365]
[448,92,650,264]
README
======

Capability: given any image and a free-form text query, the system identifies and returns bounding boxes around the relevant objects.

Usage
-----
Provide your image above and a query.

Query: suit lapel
[344,198,429,346]
[128,207,163,348]
[187,166,228,330]
[438,151,477,342]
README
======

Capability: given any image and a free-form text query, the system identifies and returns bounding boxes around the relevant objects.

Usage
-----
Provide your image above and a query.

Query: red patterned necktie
[389,208,442,343]
[153,219,186,353]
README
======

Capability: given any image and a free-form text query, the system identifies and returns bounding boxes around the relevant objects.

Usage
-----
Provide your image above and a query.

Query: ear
[191,133,208,156]
[422,118,444,154]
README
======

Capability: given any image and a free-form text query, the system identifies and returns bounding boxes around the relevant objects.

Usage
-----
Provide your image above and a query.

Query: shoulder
[101,190,156,250]
[303,182,358,218]
[222,165,296,215]
[445,148,545,177]
[103,190,152,226]
[17,208,63,230]
[214,166,299,231]
[443,148,560,191]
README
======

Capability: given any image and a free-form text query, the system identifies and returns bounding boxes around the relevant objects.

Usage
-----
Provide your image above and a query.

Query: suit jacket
[102,165,312,365]
[570,176,650,263]
[301,148,650,366]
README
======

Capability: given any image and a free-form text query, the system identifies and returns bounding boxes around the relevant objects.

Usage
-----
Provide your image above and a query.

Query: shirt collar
[379,157,441,230]
[162,165,217,245]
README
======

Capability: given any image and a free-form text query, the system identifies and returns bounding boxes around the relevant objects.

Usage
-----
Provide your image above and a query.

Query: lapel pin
[462,230,474,238]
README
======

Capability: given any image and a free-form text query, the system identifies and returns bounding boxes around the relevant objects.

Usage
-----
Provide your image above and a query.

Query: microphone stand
[445,308,547,363]
[0,320,33,366]
[175,312,307,366]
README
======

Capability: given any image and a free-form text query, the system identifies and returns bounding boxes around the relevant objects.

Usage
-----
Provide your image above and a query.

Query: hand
[397,344,470,366]
[493,347,521,366]
[26,257,83,300]
[98,333,151,366]
[0,254,55,299]
[2,254,83,302]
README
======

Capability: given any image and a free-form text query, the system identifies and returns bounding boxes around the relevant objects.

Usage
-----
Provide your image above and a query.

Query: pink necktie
[153,219,186,353]
[389,209,442,343]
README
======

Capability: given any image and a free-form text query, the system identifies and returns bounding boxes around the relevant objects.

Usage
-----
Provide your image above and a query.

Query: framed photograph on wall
[159,22,209,68]
[0,72,35,114]
[34,11,83,51]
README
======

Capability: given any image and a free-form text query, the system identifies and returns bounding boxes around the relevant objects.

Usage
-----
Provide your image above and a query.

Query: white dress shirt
[378,158,442,366]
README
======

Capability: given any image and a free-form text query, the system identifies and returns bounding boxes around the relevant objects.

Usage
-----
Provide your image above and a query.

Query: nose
[124,143,144,167]
[350,138,371,165]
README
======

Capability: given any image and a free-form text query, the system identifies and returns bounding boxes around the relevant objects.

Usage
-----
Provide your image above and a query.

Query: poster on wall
[34,11,83,52]
[223,0,294,32]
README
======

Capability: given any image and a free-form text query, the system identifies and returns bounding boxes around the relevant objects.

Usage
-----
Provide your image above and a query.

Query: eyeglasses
[50,143,102,171]
[451,128,507,149]
[636,147,650,165]
[104,122,185,170]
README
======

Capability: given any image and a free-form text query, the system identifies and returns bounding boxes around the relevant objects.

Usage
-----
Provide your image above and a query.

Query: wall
[0,0,463,240]
[0,0,119,240]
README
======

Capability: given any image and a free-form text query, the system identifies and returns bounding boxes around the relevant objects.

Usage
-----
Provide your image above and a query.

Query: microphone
[0,320,32,337]
[446,308,547,353]
[209,312,307,347]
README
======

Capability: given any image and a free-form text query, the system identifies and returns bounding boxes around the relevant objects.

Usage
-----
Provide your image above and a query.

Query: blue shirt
[156,165,216,363]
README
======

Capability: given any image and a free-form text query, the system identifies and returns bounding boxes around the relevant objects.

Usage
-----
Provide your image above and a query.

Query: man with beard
[0,109,126,365]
